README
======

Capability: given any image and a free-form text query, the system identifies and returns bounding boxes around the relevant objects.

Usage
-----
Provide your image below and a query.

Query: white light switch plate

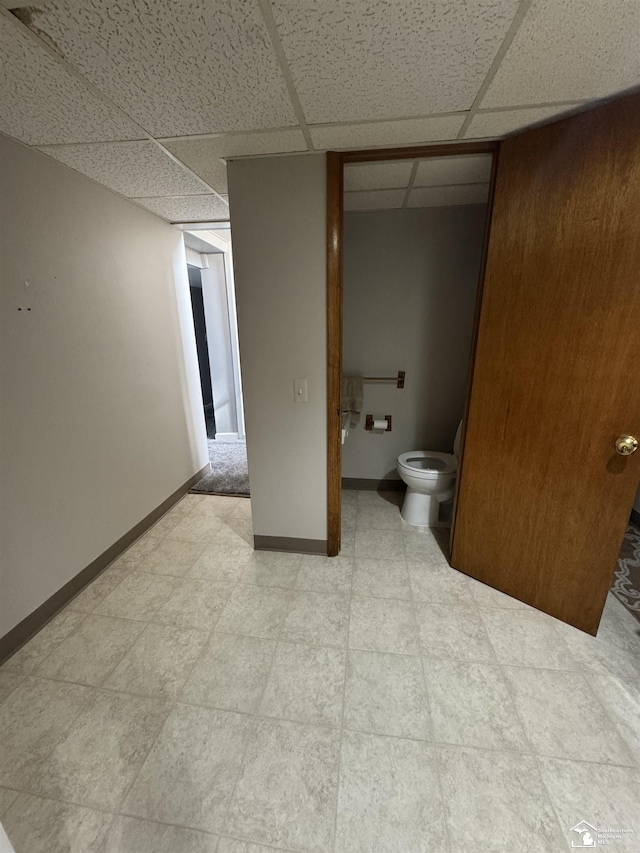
[294,378,308,403]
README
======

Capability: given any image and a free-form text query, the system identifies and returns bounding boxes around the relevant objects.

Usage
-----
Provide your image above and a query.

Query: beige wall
[228,154,327,542]
[342,206,486,480]
[0,135,208,637]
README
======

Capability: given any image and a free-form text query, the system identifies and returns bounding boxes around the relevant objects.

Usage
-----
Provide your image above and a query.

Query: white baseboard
[214,432,239,441]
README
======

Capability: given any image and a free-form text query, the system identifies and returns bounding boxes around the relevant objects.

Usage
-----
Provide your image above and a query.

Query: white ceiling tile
[273,0,520,123]
[414,155,492,187]
[0,13,141,145]
[163,129,308,192]
[133,195,229,223]
[344,161,413,191]
[22,0,297,137]
[465,105,581,138]
[482,0,640,107]
[38,141,209,198]
[310,115,466,151]
[408,184,489,208]
[344,189,406,211]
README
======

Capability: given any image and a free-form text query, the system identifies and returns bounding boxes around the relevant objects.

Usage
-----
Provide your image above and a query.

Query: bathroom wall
[0,135,209,638]
[342,205,487,482]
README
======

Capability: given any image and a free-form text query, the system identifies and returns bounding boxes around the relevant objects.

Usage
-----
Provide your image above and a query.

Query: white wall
[342,206,487,480]
[0,134,208,637]
[228,154,327,542]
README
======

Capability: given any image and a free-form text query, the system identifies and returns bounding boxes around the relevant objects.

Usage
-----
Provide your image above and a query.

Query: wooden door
[451,92,640,635]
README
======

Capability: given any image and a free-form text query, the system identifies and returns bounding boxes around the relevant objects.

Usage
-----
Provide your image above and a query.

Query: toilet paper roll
[372,418,388,431]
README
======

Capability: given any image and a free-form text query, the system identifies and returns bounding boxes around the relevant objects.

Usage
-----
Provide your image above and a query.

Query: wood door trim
[326,140,499,556]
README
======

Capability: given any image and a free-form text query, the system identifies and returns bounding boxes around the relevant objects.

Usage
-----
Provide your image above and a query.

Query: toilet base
[401,487,447,527]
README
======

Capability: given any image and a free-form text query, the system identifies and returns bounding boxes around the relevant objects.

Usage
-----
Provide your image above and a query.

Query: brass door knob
[615,435,638,456]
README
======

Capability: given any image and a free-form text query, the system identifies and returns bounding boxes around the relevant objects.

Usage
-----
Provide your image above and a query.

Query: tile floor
[1,490,639,852]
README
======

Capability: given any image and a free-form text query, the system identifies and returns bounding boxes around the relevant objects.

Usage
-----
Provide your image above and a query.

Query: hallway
[1,491,639,852]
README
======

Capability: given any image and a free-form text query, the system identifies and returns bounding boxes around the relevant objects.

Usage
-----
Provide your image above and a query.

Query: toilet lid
[397,450,458,476]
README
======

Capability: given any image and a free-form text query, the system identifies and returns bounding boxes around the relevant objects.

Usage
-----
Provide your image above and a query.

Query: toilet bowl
[397,422,462,527]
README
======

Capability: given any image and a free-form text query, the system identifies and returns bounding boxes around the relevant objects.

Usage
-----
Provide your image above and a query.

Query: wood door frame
[326,140,499,556]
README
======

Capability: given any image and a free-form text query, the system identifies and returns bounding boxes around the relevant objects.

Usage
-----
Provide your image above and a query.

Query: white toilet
[397,422,462,527]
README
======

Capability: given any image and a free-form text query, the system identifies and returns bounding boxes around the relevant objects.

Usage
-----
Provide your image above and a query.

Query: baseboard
[342,477,405,492]
[254,535,328,555]
[0,463,210,665]
[215,432,239,441]
[631,508,640,526]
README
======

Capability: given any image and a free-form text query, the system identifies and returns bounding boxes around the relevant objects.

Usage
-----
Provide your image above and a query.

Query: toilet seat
[397,450,458,480]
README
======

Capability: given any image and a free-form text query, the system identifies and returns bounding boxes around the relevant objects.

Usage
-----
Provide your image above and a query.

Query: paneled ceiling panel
[272,0,520,123]
[21,0,297,137]
[344,161,413,192]
[482,0,640,107]
[0,13,141,145]
[134,195,230,223]
[408,184,490,208]
[38,141,209,198]
[415,155,492,187]
[344,189,406,211]
[465,105,580,138]
[163,129,308,193]
[310,115,466,151]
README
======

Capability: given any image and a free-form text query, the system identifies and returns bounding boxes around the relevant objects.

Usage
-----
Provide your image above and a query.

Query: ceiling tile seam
[133,194,229,202]
[402,163,419,208]
[257,0,314,151]
[0,6,226,204]
[457,0,535,139]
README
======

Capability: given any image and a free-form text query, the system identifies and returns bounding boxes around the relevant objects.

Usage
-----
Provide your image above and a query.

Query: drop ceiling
[1,0,638,223]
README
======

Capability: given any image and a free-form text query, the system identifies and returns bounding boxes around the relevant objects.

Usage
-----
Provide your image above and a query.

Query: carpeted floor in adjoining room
[192,437,250,496]
[612,521,640,624]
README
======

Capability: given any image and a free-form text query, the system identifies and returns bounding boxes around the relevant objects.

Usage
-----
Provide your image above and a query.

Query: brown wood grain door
[450,92,640,635]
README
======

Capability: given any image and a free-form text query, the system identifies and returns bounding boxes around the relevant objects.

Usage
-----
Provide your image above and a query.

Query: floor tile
[113,534,162,568]
[356,491,403,508]
[538,758,640,849]
[105,623,208,699]
[182,632,276,713]
[356,504,403,531]
[352,558,412,600]
[479,609,574,669]
[589,674,640,764]
[37,614,144,686]
[1,610,86,674]
[554,612,640,680]
[402,529,447,561]
[344,649,431,739]
[259,642,345,727]
[196,494,242,518]
[281,591,349,648]
[339,528,356,556]
[188,545,252,583]
[217,839,283,853]
[155,578,235,630]
[215,585,292,640]
[296,555,353,594]
[67,567,131,613]
[148,513,182,538]
[466,576,530,610]
[34,690,171,810]
[437,745,566,852]
[94,572,180,621]
[349,597,419,655]
[408,560,472,605]
[423,658,529,751]
[216,519,254,550]
[0,677,90,789]
[135,539,206,577]
[0,671,24,704]
[0,788,19,821]
[355,529,405,560]
[335,729,446,853]
[103,815,219,853]
[415,603,496,662]
[2,793,112,853]
[230,498,253,521]
[167,514,225,543]
[225,719,340,852]
[240,552,301,588]
[503,666,634,766]
[124,704,252,834]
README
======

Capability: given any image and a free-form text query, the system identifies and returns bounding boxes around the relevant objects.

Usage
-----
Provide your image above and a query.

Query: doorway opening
[327,143,497,556]
[183,224,250,496]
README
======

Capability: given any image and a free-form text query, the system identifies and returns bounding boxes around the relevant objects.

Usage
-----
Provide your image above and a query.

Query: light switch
[294,378,308,403]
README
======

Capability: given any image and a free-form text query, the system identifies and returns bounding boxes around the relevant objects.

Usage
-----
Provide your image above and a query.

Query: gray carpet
[192,438,250,496]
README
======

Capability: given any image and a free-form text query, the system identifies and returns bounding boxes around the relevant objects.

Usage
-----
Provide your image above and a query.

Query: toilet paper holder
[366,414,392,432]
